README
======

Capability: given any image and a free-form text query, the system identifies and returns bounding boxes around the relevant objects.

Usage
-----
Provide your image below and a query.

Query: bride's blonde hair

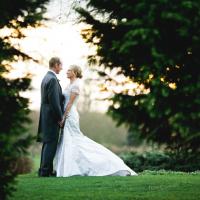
[70,65,83,79]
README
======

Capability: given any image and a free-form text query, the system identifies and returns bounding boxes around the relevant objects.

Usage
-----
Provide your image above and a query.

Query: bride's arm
[63,92,78,119]
[60,84,80,126]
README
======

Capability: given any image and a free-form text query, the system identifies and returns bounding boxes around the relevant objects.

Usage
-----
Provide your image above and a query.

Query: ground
[11,171,200,200]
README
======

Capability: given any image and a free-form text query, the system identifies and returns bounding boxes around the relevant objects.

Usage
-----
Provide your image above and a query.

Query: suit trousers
[39,140,58,176]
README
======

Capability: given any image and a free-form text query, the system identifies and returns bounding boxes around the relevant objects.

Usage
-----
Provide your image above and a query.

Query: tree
[77,1,200,156]
[0,0,49,199]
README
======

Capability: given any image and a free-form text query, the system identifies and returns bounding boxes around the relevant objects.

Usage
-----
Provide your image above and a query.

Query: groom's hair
[49,57,62,69]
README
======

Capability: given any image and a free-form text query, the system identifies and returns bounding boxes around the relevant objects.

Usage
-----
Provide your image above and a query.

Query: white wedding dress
[55,80,137,177]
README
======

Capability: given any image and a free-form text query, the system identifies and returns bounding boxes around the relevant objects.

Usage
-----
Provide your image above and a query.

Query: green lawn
[11,171,200,200]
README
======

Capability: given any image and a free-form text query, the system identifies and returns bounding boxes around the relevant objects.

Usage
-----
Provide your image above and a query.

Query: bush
[120,151,200,172]
[10,157,33,174]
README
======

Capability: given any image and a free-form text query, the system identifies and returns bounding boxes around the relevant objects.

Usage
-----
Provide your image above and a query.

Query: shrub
[10,157,33,174]
[120,151,200,172]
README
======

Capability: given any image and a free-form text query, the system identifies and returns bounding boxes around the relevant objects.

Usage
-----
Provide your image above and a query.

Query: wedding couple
[37,57,137,177]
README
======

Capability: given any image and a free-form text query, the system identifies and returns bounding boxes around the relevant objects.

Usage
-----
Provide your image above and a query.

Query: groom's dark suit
[37,71,64,176]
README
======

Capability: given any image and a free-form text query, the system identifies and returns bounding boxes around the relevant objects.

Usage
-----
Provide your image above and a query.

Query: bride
[54,65,137,177]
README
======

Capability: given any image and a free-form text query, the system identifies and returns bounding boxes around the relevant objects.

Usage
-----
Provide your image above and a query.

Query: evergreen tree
[77,1,200,155]
[0,0,49,199]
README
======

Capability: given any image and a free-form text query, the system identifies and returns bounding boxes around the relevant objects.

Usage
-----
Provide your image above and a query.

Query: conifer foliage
[77,1,200,155]
[0,0,49,199]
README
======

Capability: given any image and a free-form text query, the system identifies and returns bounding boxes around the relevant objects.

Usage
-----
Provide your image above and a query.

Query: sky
[5,0,139,112]
[10,0,103,111]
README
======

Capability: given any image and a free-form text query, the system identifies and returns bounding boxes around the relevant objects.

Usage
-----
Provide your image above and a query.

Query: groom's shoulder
[44,71,55,77]
[41,73,57,87]
[43,71,56,81]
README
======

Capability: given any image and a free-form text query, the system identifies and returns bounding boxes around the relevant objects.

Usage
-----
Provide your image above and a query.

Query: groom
[37,57,64,177]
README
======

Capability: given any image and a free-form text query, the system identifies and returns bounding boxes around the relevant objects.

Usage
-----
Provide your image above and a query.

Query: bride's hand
[58,115,68,128]
[58,118,65,128]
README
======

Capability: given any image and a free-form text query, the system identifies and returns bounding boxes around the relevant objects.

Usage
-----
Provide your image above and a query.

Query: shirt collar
[49,69,57,76]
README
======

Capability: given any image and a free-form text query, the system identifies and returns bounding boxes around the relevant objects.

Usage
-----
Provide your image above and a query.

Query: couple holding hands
[37,57,137,177]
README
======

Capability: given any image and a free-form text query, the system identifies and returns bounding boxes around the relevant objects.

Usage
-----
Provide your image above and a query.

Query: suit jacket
[37,71,64,142]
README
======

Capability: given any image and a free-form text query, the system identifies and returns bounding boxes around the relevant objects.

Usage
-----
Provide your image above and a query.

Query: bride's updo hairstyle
[70,65,83,79]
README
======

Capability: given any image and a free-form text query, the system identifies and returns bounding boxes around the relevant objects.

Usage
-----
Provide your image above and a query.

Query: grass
[11,171,200,200]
